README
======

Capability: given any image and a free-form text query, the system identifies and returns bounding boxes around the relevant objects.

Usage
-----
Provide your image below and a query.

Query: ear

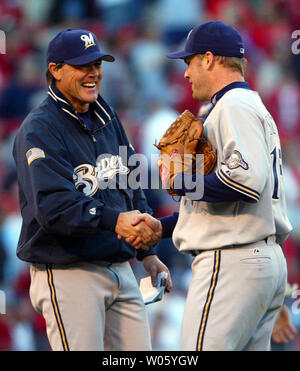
[203,52,214,70]
[48,62,63,81]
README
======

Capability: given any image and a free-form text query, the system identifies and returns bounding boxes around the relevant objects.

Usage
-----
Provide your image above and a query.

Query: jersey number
[270,147,282,200]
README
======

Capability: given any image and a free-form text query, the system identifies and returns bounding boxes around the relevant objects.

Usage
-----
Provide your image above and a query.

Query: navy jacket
[13,83,155,264]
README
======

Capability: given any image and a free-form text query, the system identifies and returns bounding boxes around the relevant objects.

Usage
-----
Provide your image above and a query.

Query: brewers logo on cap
[80,33,96,49]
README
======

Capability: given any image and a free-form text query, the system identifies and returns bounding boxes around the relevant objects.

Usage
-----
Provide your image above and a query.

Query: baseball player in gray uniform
[128,20,292,351]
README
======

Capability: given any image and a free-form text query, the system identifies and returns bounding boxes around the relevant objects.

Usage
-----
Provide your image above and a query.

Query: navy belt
[190,236,274,257]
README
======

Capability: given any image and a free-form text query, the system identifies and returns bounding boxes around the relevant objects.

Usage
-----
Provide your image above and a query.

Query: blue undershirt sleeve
[173,172,251,202]
[158,172,252,238]
[159,212,179,239]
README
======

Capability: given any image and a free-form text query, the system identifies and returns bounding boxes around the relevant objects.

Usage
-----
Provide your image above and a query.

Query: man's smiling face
[54,59,103,113]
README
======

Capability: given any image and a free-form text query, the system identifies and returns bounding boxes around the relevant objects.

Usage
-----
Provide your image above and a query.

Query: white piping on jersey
[62,108,81,121]
[49,85,70,106]
[48,91,57,102]
[217,169,260,201]
[96,100,111,121]
[48,85,113,127]
[94,110,106,125]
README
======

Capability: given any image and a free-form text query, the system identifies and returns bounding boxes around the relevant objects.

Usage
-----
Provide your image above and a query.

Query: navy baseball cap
[167,20,245,59]
[47,28,115,66]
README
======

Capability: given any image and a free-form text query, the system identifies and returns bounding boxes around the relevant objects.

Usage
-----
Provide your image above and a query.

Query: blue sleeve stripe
[216,169,260,201]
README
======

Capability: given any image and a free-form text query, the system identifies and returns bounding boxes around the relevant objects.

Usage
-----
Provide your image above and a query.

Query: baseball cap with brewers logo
[167,20,245,59]
[46,28,115,66]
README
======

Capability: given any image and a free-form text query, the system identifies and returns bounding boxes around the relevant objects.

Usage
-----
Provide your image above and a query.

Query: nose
[89,66,97,75]
[184,67,189,80]
[88,64,101,76]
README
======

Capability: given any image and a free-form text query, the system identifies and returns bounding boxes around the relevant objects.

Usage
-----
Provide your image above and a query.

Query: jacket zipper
[77,118,97,143]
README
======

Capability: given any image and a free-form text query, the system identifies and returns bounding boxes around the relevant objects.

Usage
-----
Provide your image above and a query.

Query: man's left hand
[142,255,173,292]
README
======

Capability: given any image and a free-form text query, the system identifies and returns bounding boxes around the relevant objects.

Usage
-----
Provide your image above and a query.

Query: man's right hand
[118,213,163,250]
[115,211,161,249]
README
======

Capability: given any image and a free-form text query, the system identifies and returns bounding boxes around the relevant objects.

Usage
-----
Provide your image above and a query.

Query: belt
[190,235,276,257]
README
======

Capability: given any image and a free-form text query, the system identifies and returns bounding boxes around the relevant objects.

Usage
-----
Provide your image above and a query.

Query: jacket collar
[47,82,114,129]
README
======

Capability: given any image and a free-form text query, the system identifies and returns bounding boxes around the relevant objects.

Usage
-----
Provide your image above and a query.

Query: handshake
[115,211,162,250]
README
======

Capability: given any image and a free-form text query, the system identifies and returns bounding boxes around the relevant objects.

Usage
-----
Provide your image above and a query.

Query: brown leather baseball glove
[154,109,217,196]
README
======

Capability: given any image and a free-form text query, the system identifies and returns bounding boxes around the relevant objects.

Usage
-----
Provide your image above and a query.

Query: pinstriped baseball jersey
[173,88,292,252]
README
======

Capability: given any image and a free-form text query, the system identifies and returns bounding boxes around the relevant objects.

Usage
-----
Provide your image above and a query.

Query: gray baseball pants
[29,261,152,351]
[181,238,287,351]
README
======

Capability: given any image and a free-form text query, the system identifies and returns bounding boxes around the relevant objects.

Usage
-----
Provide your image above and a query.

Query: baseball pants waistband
[190,235,276,257]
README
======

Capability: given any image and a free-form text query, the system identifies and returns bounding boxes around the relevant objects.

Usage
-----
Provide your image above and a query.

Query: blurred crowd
[0,0,300,351]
